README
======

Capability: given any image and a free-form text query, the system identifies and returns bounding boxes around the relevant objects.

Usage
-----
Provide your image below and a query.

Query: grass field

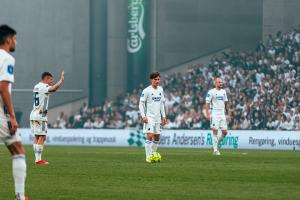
[0,146,299,200]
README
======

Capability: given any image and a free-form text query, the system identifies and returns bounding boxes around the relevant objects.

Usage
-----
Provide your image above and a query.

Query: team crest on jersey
[7,65,14,74]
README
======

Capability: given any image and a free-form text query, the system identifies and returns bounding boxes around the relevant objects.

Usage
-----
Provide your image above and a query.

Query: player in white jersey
[205,78,231,155]
[0,25,28,200]
[30,71,64,164]
[139,72,167,163]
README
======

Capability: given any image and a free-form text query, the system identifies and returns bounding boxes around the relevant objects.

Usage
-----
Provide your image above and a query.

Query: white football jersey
[0,49,15,119]
[139,85,166,123]
[30,82,50,121]
[206,88,228,113]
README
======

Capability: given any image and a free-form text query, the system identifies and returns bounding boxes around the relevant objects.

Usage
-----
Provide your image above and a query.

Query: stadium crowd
[51,28,300,130]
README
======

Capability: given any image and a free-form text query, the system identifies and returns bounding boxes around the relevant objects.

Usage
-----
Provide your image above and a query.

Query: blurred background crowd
[51,29,300,131]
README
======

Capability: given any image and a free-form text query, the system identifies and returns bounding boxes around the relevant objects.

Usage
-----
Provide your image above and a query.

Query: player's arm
[0,81,18,134]
[205,91,212,120]
[160,90,167,125]
[205,102,210,120]
[139,90,148,123]
[48,71,65,93]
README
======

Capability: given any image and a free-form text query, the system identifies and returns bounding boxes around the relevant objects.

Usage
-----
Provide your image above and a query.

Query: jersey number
[34,92,40,106]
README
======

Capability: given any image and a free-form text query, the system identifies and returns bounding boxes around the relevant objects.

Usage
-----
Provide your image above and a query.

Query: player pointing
[30,71,64,164]
[139,72,167,163]
[205,78,231,155]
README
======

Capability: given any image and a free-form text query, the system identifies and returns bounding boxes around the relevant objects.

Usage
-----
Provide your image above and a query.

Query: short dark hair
[150,72,160,79]
[41,72,53,80]
[0,25,16,45]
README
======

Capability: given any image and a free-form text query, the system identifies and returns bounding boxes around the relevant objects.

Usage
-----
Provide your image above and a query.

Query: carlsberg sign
[127,0,146,53]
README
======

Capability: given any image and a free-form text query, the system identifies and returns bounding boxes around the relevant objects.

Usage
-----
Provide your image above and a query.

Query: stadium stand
[51,28,300,130]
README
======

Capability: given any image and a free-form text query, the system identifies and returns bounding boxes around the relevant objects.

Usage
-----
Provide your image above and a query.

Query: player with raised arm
[0,24,28,200]
[30,71,64,164]
[139,72,167,163]
[205,78,231,155]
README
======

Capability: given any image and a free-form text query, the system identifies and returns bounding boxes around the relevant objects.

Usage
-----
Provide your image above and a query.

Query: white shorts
[0,118,21,146]
[211,114,228,130]
[143,123,162,135]
[30,120,48,135]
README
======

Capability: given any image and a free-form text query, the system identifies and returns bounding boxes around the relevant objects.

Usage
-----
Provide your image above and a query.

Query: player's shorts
[0,118,21,146]
[30,120,48,135]
[143,123,162,135]
[210,114,228,130]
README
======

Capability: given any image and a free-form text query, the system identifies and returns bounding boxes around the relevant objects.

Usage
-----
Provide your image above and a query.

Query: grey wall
[263,0,300,40]
[106,0,128,98]
[0,0,90,126]
[90,0,107,106]
[155,0,263,71]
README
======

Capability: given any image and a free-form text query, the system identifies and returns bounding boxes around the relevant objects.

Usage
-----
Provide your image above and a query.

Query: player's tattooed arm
[0,81,18,134]
[205,102,211,120]
[48,71,65,93]
[205,92,212,121]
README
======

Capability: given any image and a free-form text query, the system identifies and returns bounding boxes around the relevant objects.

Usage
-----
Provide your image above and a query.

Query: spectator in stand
[83,118,93,129]
[93,115,104,129]
[294,116,300,130]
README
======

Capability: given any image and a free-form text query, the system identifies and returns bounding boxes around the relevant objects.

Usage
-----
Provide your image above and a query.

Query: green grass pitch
[0,145,299,200]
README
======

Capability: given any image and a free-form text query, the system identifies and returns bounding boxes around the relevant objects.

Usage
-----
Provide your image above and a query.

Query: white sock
[37,144,44,161]
[145,140,152,158]
[12,154,26,200]
[218,133,226,145]
[33,144,39,162]
[151,141,158,152]
[212,133,218,151]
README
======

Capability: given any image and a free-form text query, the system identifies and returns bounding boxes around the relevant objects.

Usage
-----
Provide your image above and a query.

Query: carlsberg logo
[127,0,145,53]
